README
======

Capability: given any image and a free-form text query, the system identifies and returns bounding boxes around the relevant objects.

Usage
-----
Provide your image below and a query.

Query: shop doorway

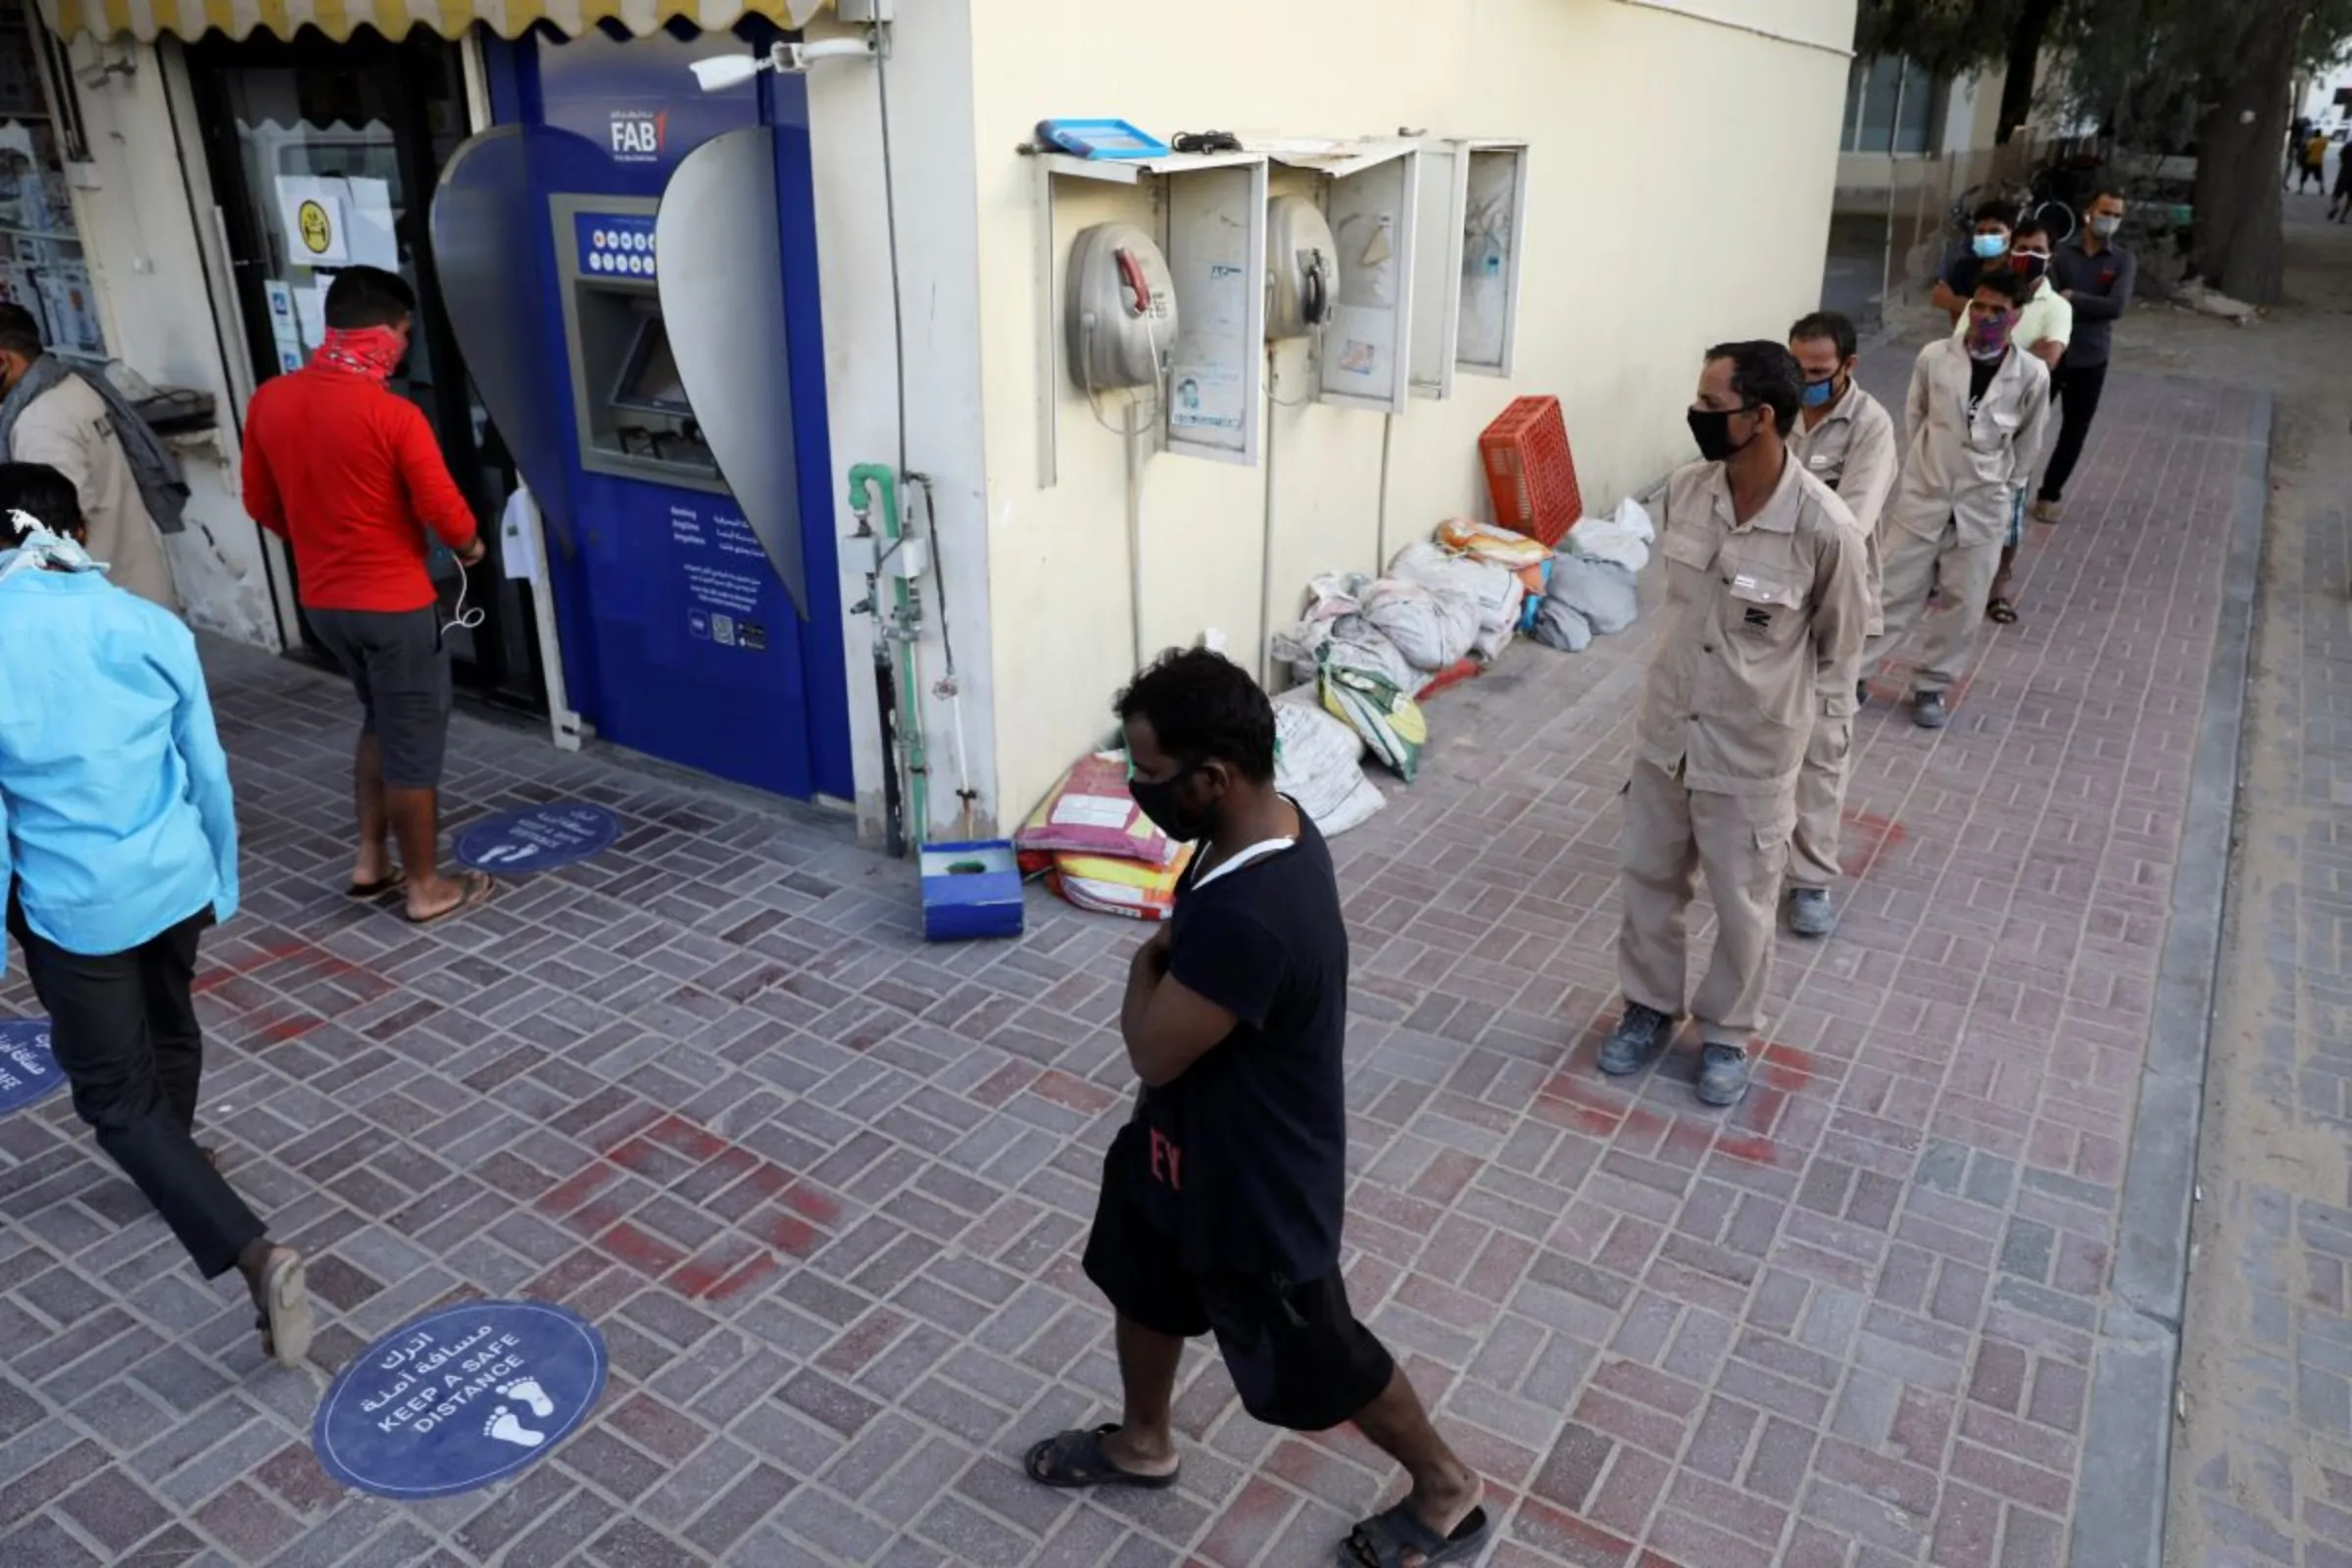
[183,26,545,712]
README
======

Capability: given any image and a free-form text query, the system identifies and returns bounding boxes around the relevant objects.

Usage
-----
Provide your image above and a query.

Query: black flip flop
[1339,1503,1492,1568]
[345,874,403,899]
[1024,1425,1180,1491]
[400,870,495,926]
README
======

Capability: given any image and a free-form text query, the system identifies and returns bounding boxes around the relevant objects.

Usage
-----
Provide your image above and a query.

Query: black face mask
[1128,766,1215,845]
[1687,406,1756,465]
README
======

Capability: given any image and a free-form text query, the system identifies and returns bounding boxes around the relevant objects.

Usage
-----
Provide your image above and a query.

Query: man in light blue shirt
[0,462,313,1367]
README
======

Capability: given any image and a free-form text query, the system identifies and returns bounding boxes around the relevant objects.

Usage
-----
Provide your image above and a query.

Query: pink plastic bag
[1014,754,1179,865]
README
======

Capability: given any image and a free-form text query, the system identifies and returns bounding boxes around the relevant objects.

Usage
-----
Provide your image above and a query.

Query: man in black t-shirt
[1931,201,2016,324]
[1024,649,1491,1568]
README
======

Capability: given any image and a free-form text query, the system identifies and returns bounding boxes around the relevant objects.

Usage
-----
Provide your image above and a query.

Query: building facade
[25,0,1855,843]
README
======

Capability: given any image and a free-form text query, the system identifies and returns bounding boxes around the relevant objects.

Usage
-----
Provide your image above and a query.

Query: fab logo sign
[609,109,667,164]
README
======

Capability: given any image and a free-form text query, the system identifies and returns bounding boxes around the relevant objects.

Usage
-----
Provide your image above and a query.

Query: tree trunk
[2192,2,2308,303]
[1995,0,2062,144]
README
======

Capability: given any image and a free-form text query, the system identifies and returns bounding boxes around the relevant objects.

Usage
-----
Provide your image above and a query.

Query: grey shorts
[308,607,453,789]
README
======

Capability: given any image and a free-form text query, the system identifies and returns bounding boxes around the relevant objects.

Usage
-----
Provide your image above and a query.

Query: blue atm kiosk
[430,27,852,803]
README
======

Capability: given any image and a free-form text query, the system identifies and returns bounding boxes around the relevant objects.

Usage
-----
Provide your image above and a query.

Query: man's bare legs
[1094,1312,1184,1478]
[1351,1367,1484,1559]
[354,730,478,921]
[351,732,394,888]
[1097,1318,1480,1568]
[390,787,479,921]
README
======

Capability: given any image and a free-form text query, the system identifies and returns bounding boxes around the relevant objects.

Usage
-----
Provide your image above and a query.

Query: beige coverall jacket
[1867,339,2051,695]
[10,374,180,613]
[1619,455,1870,1047]
[1786,384,1898,891]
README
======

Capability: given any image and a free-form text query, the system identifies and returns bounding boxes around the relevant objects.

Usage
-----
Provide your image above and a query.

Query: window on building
[1843,55,1942,156]
[0,0,102,360]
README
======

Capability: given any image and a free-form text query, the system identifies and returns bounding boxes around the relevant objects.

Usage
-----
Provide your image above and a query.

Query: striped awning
[39,0,825,42]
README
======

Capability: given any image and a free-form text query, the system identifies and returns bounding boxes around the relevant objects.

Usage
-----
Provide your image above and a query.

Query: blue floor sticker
[0,1019,64,1114]
[455,804,621,874]
[313,1299,607,1499]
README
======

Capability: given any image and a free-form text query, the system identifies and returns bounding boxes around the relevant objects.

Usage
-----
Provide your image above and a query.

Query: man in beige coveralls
[1597,342,1870,1107]
[1783,312,1897,941]
[1869,268,2051,730]
[0,306,179,612]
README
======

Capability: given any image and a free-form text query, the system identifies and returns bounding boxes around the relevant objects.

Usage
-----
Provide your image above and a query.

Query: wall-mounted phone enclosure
[1409,137,1530,399]
[1065,222,1179,392]
[1035,150,1270,479]
[1256,138,1423,416]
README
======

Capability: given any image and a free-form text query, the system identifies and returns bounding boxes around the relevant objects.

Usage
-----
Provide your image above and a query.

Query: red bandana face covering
[313,325,405,383]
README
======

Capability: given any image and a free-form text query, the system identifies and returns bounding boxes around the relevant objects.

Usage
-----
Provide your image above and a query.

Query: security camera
[688,36,876,92]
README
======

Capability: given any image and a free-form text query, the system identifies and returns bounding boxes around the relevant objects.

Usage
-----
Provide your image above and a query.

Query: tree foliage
[1853,0,2034,78]
[1863,0,2352,301]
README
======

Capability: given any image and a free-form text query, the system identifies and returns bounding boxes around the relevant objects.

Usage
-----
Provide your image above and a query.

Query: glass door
[185,26,544,711]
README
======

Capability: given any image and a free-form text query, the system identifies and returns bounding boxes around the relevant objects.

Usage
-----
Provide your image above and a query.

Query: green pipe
[847,464,928,851]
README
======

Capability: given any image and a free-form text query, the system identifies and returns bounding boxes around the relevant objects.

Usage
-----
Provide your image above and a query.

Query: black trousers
[7,901,263,1278]
[2036,360,2110,505]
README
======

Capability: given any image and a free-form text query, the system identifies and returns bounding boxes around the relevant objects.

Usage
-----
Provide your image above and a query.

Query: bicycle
[1948,180,2078,246]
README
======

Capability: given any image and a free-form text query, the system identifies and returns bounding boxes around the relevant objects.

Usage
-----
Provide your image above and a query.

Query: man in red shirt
[242,267,493,925]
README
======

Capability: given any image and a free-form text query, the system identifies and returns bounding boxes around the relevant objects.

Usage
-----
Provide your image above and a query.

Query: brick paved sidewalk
[0,354,2264,1567]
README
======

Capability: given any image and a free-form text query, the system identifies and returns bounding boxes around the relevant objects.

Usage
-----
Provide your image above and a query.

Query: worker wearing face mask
[1956,217,2070,626]
[1782,312,1897,942]
[2034,191,2135,525]
[1596,342,1868,1108]
[1870,269,2052,731]
[1931,203,2015,324]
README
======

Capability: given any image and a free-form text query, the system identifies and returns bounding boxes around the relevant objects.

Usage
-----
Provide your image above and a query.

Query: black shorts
[307,607,453,790]
[1082,1157,1395,1434]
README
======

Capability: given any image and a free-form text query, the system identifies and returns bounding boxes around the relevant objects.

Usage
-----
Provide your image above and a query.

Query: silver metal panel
[658,126,808,618]
[430,124,602,559]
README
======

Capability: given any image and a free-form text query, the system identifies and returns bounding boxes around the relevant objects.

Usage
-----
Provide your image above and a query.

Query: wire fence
[1824,139,2058,337]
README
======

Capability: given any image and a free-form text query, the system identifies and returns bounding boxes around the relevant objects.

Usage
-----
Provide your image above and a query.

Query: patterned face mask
[1966,313,2016,362]
[313,324,407,383]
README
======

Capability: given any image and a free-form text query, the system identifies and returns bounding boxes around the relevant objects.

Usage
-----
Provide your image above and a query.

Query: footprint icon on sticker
[483,1406,545,1448]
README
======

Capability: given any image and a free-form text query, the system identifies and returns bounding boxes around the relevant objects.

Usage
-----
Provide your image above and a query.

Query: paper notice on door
[1168,361,1243,432]
[263,280,300,356]
[345,177,399,271]
[292,282,328,352]
[275,175,352,269]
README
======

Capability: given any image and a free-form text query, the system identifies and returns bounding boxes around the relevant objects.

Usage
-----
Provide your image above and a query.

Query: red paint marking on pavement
[193,934,401,1048]
[1839,809,1909,879]
[551,1108,844,1301]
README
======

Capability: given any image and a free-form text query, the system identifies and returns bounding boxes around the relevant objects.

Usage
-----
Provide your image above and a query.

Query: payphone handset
[1064,222,1179,393]
[1265,195,1340,341]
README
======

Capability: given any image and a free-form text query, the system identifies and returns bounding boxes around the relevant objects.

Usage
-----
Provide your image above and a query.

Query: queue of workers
[1597,187,2137,1108]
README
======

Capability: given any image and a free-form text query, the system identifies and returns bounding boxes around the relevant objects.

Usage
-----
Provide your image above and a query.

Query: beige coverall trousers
[1866,516,2002,696]
[1790,696,1851,890]
[1619,759,1793,1047]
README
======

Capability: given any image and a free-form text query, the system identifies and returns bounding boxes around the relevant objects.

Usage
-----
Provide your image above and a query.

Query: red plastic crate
[1479,395,1584,548]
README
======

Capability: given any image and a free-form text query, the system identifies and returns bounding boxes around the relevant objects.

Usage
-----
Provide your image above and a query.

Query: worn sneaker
[1696,1044,1752,1107]
[1912,691,1949,730]
[1785,887,1838,938]
[1597,1004,1674,1076]
[2031,498,2062,524]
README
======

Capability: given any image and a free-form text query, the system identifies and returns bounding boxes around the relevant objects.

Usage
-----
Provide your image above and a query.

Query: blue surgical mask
[1800,376,1838,408]
[1971,233,2008,260]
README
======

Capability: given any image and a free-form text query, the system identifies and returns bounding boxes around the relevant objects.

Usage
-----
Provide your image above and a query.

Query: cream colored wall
[967,0,1856,822]
[34,36,282,648]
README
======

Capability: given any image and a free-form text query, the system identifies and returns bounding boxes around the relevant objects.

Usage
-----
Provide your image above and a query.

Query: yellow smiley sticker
[295,199,333,257]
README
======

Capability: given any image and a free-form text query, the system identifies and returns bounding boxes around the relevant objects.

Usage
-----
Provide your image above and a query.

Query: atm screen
[611,317,692,418]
